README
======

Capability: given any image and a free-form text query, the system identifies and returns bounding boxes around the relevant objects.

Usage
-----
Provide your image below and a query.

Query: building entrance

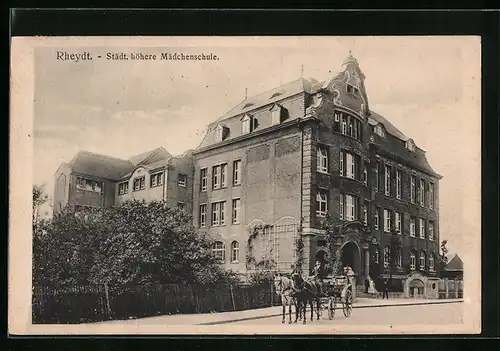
[340,241,361,283]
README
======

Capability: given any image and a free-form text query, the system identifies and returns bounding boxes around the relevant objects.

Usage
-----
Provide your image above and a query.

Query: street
[228,302,464,326]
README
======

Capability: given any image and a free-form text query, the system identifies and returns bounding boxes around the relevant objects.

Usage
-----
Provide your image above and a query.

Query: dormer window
[406,139,416,152]
[241,114,255,134]
[270,104,282,125]
[374,124,386,138]
[346,84,360,97]
[215,125,228,142]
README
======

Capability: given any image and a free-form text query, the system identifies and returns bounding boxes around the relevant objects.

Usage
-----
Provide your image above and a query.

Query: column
[364,249,370,279]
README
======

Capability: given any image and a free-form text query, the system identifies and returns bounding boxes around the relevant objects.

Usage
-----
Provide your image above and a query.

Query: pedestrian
[382,278,389,299]
[364,277,370,294]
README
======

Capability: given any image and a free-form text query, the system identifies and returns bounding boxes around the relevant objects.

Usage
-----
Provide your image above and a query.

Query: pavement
[92,297,463,326]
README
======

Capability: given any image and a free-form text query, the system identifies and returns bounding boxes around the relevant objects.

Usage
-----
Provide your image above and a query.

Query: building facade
[54,53,441,287]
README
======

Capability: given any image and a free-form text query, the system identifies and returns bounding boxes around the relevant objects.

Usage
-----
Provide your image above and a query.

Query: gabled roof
[445,254,463,271]
[69,151,135,180]
[128,147,172,166]
[214,77,321,124]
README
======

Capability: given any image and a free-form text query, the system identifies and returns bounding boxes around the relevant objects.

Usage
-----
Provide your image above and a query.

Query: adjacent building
[54,53,442,287]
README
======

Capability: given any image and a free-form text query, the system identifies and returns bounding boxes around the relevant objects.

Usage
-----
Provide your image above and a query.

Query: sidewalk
[92,298,463,326]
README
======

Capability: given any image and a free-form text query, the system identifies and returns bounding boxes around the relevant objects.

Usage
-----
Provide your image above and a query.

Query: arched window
[419,251,426,270]
[429,253,435,271]
[410,250,416,270]
[230,241,239,263]
[383,246,390,268]
[212,241,226,262]
[396,248,402,268]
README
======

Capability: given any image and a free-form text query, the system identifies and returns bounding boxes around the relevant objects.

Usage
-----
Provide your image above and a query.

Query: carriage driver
[312,260,326,297]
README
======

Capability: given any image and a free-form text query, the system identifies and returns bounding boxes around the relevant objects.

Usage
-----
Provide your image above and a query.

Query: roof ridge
[77,150,131,163]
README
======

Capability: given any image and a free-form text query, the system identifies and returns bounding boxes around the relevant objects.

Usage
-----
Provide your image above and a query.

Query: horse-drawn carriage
[321,275,353,319]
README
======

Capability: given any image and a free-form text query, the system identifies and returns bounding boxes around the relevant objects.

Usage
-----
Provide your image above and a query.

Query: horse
[273,274,299,324]
[291,272,322,324]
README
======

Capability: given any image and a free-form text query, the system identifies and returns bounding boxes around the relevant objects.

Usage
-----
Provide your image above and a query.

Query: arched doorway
[340,241,361,283]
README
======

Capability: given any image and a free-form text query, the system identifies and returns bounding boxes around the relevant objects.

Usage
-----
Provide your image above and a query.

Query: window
[133,177,145,191]
[363,204,368,226]
[77,177,103,193]
[420,179,425,207]
[410,175,416,203]
[212,201,226,226]
[347,194,357,221]
[346,153,355,179]
[375,125,385,138]
[374,163,379,191]
[429,183,435,210]
[212,164,227,189]
[420,218,425,239]
[271,106,281,125]
[334,111,340,122]
[118,182,129,195]
[374,207,380,230]
[150,172,163,187]
[200,204,207,227]
[317,146,329,173]
[76,177,85,190]
[341,116,347,134]
[384,246,390,268]
[363,164,368,185]
[374,248,379,264]
[347,115,353,136]
[178,173,187,187]
[242,115,252,134]
[233,160,241,186]
[212,241,226,262]
[340,151,344,176]
[200,168,208,191]
[230,241,240,262]
[384,209,392,232]
[232,198,241,224]
[396,248,402,268]
[419,251,426,270]
[429,254,435,271]
[384,164,392,196]
[316,189,328,217]
[215,125,223,142]
[410,216,416,237]
[428,221,435,241]
[395,212,402,233]
[339,194,344,220]
[177,202,186,211]
[410,251,416,270]
[396,169,402,199]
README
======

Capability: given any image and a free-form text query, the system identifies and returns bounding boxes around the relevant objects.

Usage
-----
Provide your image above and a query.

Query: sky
[32,36,481,257]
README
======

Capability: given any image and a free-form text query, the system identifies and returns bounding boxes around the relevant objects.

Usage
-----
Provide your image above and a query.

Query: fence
[32,282,281,324]
[438,278,463,299]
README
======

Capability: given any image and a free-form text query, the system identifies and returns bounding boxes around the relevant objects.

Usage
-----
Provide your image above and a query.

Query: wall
[193,125,303,272]
[115,167,165,205]
[53,163,71,211]
[68,173,115,208]
[165,155,195,214]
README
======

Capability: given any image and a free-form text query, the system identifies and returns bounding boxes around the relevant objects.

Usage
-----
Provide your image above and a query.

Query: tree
[32,185,48,227]
[32,200,240,289]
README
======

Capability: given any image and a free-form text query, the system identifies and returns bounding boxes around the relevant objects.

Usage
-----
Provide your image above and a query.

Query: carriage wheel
[328,297,335,320]
[342,290,353,317]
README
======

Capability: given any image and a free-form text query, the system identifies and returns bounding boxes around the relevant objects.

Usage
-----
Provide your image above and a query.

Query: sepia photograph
[10,36,481,335]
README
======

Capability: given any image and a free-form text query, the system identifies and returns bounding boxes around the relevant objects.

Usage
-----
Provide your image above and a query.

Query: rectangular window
[316,189,328,217]
[200,204,207,227]
[232,198,241,224]
[395,212,402,233]
[151,172,163,188]
[411,175,416,203]
[347,115,353,137]
[420,218,426,238]
[340,151,344,176]
[233,160,241,186]
[374,163,379,191]
[177,202,185,211]
[374,206,380,230]
[76,177,85,190]
[211,201,226,226]
[363,164,368,185]
[410,253,416,270]
[420,179,425,207]
[384,164,391,196]
[429,221,435,241]
[200,168,208,191]
[133,177,145,191]
[317,146,329,173]
[341,116,347,135]
[410,217,416,237]
[118,182,129,195]
[346,153,355,179]
[339,194,344,220]
[396,169,402,199]
[178,173,187,187]
[77,177,102,193]
[429,183,435,210]
[221,163,227,187]
[384,209,392,232]
[212,165,222,189]
[363,204,368,226]
[345,194,357,221]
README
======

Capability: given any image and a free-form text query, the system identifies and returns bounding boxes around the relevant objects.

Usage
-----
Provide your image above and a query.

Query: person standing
[382,278,389,299]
